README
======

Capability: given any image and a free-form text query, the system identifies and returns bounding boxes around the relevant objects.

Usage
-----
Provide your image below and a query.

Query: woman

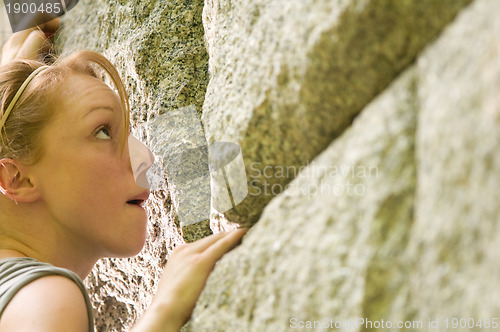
[0,20,246,332]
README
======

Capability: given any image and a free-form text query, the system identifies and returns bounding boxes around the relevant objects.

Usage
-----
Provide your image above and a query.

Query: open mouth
[127,199,145,207]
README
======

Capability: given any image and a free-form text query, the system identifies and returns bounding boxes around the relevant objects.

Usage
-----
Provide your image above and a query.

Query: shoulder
[0,275,89,332]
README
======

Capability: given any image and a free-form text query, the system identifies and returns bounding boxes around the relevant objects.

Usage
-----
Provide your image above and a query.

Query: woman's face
[29,72,150,259]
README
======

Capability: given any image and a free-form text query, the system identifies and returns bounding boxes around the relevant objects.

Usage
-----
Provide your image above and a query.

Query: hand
[132,228,248,332]
[1,18,60,66]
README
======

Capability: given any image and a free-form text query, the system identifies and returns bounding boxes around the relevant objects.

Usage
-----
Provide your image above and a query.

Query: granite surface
[184,1,500,330]
[201,0,472,226]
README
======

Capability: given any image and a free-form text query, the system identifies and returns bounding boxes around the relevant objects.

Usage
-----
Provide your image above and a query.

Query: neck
[0,245,97,280]
[0,201,99,280]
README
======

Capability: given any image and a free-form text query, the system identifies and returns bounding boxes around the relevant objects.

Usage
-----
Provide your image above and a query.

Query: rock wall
[2,0,498,331]
[185,0,500,330]
[201,0,472,226]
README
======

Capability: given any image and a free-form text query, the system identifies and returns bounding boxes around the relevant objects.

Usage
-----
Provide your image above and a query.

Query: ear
[0,158,41,203]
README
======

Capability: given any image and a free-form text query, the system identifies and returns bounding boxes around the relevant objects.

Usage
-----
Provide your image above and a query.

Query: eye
[95,125,112,140]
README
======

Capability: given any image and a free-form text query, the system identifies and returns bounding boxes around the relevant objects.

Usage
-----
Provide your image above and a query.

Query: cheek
[81,159,129,198]
[48,154,128,208]
[50,164,130,232]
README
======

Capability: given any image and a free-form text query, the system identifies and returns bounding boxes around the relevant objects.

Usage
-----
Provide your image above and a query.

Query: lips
[127,190,150,207]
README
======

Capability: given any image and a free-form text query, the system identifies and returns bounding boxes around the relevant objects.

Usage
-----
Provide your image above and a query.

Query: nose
[128,134,155,189]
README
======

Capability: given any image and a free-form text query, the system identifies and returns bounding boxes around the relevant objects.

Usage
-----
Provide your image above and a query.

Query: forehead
[52,72,123,120]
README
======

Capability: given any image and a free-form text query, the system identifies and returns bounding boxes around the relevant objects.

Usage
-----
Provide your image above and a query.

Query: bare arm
[0,275,89,332]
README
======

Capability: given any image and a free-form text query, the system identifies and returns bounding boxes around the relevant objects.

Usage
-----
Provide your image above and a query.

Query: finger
[202,228,247,260]
[185,228,247,253]
[15,30,49,61]
[185,231,231,253]
[39,17,61,36]
[1,29,34,64]
[4,29,34,50]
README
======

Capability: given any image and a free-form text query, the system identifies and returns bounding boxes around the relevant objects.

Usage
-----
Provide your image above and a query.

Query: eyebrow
[82,106,116,119]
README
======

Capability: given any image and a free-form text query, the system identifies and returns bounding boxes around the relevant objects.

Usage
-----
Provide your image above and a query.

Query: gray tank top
[0,257,94,331]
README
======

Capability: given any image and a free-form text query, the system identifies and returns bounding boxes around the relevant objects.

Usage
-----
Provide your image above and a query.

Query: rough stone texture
[202,0,472,225]
[407,0,500,323]
[184,0,500,330]
[146,105,213,242]
[183,59,418,332]
[55,0,210,330]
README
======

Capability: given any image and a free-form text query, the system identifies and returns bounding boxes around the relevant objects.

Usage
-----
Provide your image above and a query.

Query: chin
[108,232,148,258]
[127,235,148,257]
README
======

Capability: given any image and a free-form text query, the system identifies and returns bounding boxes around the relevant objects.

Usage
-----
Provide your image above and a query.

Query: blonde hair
[0,50,130,164]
